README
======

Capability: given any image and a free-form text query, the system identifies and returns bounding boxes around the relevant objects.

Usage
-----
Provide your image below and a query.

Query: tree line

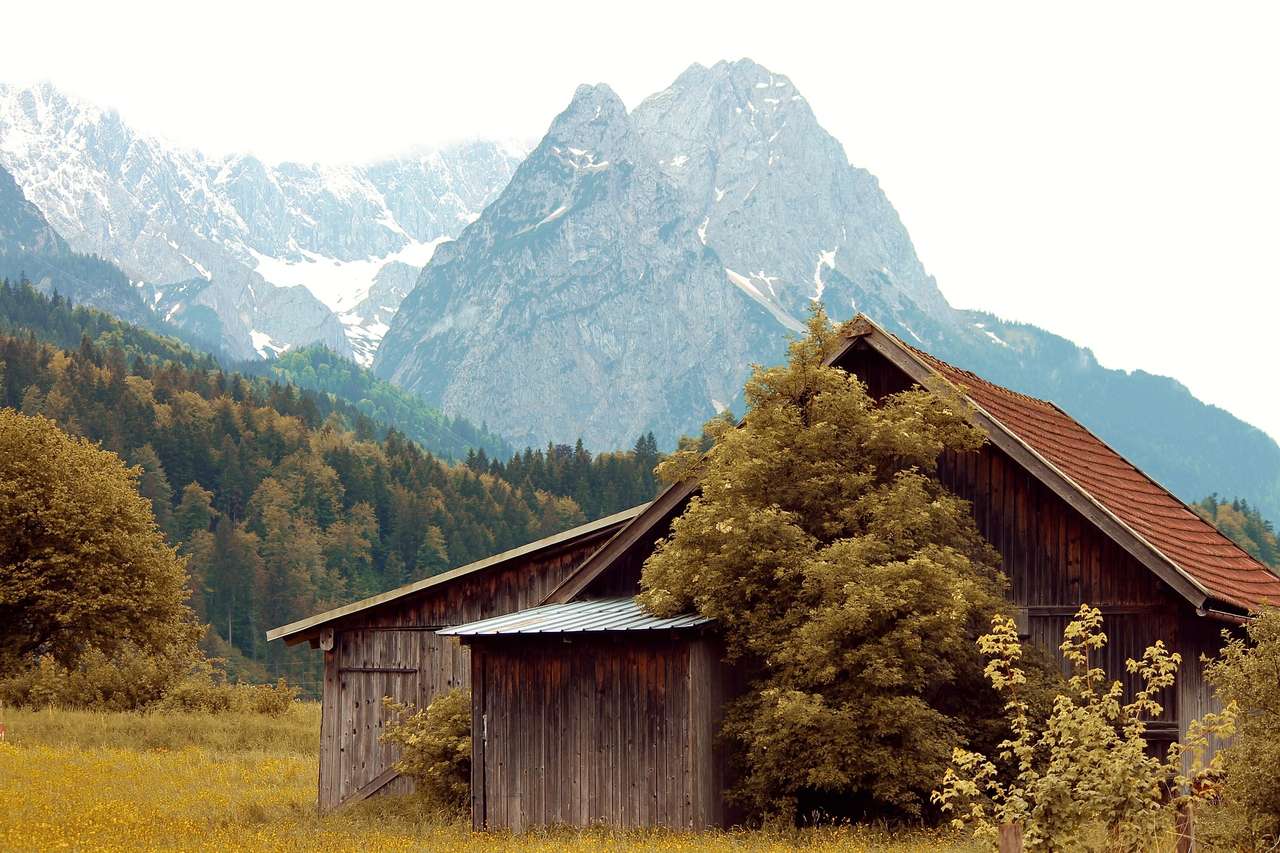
[0,280,662,690]
[1196,493,1280,568]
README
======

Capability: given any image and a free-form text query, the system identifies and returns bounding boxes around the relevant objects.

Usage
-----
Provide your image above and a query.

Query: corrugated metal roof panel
[438,597,712,636]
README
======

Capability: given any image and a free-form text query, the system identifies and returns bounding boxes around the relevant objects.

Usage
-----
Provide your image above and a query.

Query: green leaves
[936,606,1233,851]
[639,304,1007,822]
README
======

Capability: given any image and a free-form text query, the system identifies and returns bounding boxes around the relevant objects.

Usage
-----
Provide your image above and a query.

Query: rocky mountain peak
[0,82,523,364]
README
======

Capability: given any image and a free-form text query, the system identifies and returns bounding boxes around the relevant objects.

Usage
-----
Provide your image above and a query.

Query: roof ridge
[849,315,1280,609]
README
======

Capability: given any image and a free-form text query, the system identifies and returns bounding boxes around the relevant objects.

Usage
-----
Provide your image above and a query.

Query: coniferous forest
[1196,494,1280,568]
[0,280,661,692]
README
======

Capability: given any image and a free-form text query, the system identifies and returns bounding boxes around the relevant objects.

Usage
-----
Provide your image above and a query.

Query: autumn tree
[639,306,1010,822]
[1200,608,1280,848]
[0,410,199,672]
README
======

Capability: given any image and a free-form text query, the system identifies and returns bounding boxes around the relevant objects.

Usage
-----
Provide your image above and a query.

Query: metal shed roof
[438,597,711,637]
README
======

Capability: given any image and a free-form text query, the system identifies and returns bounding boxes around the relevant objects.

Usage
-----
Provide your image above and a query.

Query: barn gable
[549,314,1280,615]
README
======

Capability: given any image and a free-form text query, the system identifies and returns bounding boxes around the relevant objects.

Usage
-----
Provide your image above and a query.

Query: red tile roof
[904,344,1280,611]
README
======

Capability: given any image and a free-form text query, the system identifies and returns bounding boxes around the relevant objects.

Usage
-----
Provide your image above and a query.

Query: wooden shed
[269,313,1280,829]
[265,505,645,811]
[440,598,730,831]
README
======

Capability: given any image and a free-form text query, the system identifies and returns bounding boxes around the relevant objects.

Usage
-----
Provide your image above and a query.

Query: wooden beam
[844,323,1209,611]
[334,765,400,811]
[542,480,699,605]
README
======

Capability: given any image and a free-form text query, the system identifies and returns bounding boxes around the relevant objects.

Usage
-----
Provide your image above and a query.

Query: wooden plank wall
[839,341,1218,738]
[469,633,727,832]
[317,530,616,810]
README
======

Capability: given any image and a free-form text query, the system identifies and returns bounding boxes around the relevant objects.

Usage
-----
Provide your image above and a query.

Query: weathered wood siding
[469,633,729,832]
[317,530,615,810]
[837,340,1221,744]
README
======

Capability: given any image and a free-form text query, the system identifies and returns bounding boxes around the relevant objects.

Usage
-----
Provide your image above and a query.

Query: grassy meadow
[0,704,978,852]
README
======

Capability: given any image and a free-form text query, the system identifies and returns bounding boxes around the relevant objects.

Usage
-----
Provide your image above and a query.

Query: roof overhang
[548,314,1225,614]
[266,503,649,646]
[833,316,1211,610]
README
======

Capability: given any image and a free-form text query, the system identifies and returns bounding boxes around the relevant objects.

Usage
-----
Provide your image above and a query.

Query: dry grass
[0,705,978,852]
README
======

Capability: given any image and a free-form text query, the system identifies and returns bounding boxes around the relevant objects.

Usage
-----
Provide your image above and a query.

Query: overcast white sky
[4,1,1278,439]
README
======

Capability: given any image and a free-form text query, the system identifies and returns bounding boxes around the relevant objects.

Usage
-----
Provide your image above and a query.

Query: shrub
[157,673,298,717]
[382,689,471,814]
[0,645,298,716]
[0,640,198,712]
[1198,608,1280,849]
[933,606,1233,851]
[638,307,1015,822]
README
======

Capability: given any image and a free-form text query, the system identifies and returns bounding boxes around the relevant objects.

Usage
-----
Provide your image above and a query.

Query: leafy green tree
[1200,609,1280,848]
[639,306,1008,822]
[414,525,450,580]
[935,606,1232,852]
[0,411,199,671]
[325,502,381,596]
[173,482,216,545]
[129,443,175,538]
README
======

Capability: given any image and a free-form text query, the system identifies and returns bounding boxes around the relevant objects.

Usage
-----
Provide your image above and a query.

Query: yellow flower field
[0,706,975,852]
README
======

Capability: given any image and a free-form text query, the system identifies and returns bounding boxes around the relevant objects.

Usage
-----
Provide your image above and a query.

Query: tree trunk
[998,822,1024,853]
[1175,800,1196,853]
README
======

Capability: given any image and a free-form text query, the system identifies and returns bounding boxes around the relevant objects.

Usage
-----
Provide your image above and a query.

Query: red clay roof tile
[906,345,1280,611]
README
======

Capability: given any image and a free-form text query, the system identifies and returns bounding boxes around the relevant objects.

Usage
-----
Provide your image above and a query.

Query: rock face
[0,83,521,362]
[375,60,957,447]
[376,59,1280,520]
[0,162,160,330]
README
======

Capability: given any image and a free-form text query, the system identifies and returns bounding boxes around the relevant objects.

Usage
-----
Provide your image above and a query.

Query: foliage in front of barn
[1198,608,1280,848]
[382,688,472,815]
[638,306,1042,823]
[935,606,1233,851]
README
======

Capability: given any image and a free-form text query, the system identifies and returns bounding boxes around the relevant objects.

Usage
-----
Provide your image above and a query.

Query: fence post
[1175,800,1196,853]
[998,822,1024,853]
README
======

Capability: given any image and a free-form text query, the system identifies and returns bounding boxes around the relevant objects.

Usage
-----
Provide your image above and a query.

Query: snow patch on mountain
[0,82,521,362]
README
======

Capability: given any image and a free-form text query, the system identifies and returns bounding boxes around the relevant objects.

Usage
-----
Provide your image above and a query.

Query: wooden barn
[268,314,1280,831]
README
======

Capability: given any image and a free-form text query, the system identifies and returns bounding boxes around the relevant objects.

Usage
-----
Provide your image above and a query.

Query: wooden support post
[998,822,1024,853]
[1175,800,1196,853]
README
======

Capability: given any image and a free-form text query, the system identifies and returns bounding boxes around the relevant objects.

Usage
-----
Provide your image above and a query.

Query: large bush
[639,307,1017,823]
[0,410,199,672]
[382,689,472,815]
[1199,608,1280,849]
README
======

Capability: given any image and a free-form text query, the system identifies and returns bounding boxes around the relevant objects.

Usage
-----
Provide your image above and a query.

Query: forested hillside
[1197,494,1280,569]
[239,345,513,461]
[0,281,661,690]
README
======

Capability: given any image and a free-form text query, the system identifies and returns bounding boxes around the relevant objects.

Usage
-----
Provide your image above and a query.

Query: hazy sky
[4,1,1278,440]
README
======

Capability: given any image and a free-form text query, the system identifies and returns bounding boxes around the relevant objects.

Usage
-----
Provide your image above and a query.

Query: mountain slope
[0,83,522,363]
[375,59,1280,521]
[0,162,171,333]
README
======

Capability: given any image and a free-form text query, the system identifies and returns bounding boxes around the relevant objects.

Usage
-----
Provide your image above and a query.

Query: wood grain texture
[316,531,613,810]
[468,633,729,831]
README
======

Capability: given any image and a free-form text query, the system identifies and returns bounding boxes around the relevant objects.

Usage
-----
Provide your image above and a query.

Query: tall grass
[0,702,319,755]
[0,706,976,852]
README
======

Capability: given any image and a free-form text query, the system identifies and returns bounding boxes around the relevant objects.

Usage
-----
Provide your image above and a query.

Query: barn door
[335,629,422,805]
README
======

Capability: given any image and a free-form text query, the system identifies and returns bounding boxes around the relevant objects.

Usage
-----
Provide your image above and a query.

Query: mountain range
[0,82,522,363]
[373,59,1280,519]
[3,64,1280,520]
